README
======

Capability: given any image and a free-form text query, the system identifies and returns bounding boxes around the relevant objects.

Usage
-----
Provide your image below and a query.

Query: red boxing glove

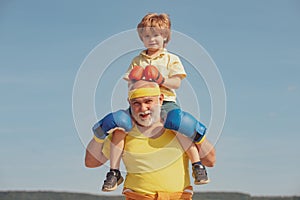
[128,66,144,81]
[144,65,165,85]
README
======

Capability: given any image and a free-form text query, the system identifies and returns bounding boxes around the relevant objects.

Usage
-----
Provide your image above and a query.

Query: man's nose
[140,103,148,111]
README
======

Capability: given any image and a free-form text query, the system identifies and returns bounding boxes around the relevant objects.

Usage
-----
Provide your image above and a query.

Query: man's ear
[159,94,164,105]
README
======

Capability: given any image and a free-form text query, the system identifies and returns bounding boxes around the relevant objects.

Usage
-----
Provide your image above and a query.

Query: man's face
[129,95,162,127]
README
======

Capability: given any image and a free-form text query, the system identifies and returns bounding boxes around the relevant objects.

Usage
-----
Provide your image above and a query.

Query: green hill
[0,191,299,200]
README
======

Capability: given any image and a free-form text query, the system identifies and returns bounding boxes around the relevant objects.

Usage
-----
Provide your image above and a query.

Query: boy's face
[141,28,165,51]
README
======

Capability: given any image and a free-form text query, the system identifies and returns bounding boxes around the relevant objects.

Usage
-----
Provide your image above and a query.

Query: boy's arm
[161,75,182,89]
[144,65,183,89]
[167,54,186,89]
[123,56,141,81]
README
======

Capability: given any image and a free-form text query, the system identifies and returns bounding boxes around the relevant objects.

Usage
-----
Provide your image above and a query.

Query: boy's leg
[162,101,209,184]
[176,134,209,185]
[176,133,199,163]
[102,130,126,192]
[161,101,180,121]
[110,130,126,169]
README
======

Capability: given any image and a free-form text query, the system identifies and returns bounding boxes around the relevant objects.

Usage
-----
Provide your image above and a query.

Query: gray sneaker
[192,164,210,185]
[101,171,124,192]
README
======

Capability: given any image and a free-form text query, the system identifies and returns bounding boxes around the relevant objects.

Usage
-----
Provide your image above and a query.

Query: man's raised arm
[197,138,216,167]
[85,138,108,168]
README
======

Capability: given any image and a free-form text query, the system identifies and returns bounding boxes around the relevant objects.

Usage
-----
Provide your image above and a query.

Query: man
[85,80,216,200]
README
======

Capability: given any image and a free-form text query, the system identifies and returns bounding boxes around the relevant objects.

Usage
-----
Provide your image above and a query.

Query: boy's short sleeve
[123,65,132,81]
[168,54,187,79]
[123,57,139,81]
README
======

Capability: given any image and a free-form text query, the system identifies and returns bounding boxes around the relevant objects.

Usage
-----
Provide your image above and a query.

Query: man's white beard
[131,104,161,127]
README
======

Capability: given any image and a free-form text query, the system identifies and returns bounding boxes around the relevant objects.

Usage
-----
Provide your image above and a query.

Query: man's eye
[145,100,153,104]
[133,102,140,106]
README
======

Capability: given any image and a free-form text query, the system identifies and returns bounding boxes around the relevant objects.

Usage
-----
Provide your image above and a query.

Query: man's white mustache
[138,110,151,116]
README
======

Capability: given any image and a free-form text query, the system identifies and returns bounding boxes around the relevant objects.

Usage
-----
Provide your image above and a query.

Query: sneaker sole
[101,176,124,192]
[194,179,210,185]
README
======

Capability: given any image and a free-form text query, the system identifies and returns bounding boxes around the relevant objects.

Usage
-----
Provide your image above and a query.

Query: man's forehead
[128,81,160,100]
[130,95,158,103]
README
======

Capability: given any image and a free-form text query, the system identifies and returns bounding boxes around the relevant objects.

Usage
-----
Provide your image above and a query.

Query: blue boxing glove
[92,109,132,142]
[164,109,206,143]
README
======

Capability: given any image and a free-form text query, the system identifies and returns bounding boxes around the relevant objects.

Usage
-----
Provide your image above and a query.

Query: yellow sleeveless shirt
[102,126,191,194]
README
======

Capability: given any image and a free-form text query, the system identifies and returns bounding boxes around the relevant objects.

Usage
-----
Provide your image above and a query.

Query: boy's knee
[111,130,127,143]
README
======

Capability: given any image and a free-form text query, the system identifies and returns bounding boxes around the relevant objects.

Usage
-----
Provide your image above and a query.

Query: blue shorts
[161,101,180,121]
[162,101,180,113]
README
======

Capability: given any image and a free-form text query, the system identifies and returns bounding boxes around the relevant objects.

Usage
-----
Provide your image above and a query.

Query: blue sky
[1,0,300,197]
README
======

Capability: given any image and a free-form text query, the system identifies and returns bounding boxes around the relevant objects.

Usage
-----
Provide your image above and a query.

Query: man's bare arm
[197,138,216,167]
[85,139,108,168]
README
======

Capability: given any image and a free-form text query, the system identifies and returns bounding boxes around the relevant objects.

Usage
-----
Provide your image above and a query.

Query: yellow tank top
[102,126,191,194]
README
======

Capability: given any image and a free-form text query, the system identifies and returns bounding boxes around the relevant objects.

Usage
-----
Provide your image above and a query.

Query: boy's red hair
[137,13,171,45]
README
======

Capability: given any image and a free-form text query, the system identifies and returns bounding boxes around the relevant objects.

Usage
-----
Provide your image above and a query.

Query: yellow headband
[128,87,161,100]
